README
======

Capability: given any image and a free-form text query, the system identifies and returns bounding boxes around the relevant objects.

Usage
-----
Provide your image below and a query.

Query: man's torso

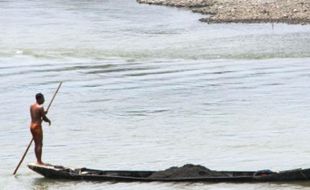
[30,103,43,127]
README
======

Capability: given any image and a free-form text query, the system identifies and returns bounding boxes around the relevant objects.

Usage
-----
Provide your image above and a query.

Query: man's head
[35,93,45,105]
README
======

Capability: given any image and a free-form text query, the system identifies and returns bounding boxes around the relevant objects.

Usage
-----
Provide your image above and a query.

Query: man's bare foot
[36,161,46,166]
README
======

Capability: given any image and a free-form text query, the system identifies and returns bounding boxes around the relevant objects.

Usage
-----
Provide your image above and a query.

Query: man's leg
[31,127,44,165]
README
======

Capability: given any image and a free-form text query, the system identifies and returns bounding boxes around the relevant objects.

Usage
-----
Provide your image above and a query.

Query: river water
[1,0,310,189]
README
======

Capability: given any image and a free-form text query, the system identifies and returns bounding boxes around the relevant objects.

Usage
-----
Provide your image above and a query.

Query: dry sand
[148,164,228,178]
[137,0,310,24]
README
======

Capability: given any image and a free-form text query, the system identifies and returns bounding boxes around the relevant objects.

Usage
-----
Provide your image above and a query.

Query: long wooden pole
[13,82,63,175]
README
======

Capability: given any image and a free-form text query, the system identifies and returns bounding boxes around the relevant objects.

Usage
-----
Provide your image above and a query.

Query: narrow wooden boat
[28,163,310,182]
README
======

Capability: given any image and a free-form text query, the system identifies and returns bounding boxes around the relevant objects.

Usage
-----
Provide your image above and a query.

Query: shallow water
[1,0,310,189]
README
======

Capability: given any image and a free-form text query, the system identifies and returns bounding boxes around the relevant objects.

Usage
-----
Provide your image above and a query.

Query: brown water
[1,0,310,189]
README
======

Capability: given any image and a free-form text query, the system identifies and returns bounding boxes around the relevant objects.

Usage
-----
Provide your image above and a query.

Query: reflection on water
[33,181,49,190]
[29,177,310,190]
[1,0,310,190]
[32,178,70,190]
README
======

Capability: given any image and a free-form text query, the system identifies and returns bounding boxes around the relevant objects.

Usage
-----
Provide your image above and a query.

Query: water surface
[1,0,310,189]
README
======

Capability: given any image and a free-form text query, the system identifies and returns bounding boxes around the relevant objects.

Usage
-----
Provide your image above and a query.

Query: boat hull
[27,163,310,183]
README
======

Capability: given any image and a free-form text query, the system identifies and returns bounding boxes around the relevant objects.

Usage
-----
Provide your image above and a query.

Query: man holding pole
[13,82,61,175]
[30,93,51,165]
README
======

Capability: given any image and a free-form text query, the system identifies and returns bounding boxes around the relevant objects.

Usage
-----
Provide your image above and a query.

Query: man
[30,93,51,165]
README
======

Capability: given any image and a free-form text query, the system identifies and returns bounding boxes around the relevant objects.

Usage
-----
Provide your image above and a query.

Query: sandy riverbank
[137,0,310,24]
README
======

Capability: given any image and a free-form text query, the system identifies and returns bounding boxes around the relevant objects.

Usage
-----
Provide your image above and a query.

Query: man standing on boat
[30,93,51,165]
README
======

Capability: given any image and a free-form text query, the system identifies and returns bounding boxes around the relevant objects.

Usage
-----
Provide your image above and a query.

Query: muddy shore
[137,0,310,24]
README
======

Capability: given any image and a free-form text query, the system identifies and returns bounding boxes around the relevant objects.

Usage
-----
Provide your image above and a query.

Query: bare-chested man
[30,93,51,165]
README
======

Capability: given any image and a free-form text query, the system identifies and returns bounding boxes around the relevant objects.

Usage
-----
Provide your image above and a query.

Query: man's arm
[41,107,51,126]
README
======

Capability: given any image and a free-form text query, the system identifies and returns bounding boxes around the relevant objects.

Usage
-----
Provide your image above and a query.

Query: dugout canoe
[28,163,310,182]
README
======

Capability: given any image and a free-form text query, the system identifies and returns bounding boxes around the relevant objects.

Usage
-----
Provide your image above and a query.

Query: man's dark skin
[30,93,51,165]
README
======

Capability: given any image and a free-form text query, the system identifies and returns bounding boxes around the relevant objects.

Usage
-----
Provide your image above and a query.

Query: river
[1,0,310,189]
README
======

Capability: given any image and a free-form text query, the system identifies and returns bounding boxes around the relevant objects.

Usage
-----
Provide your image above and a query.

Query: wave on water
[1,46,310,61]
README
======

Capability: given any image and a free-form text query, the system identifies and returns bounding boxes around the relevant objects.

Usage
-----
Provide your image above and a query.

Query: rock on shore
[137,0,310,24]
